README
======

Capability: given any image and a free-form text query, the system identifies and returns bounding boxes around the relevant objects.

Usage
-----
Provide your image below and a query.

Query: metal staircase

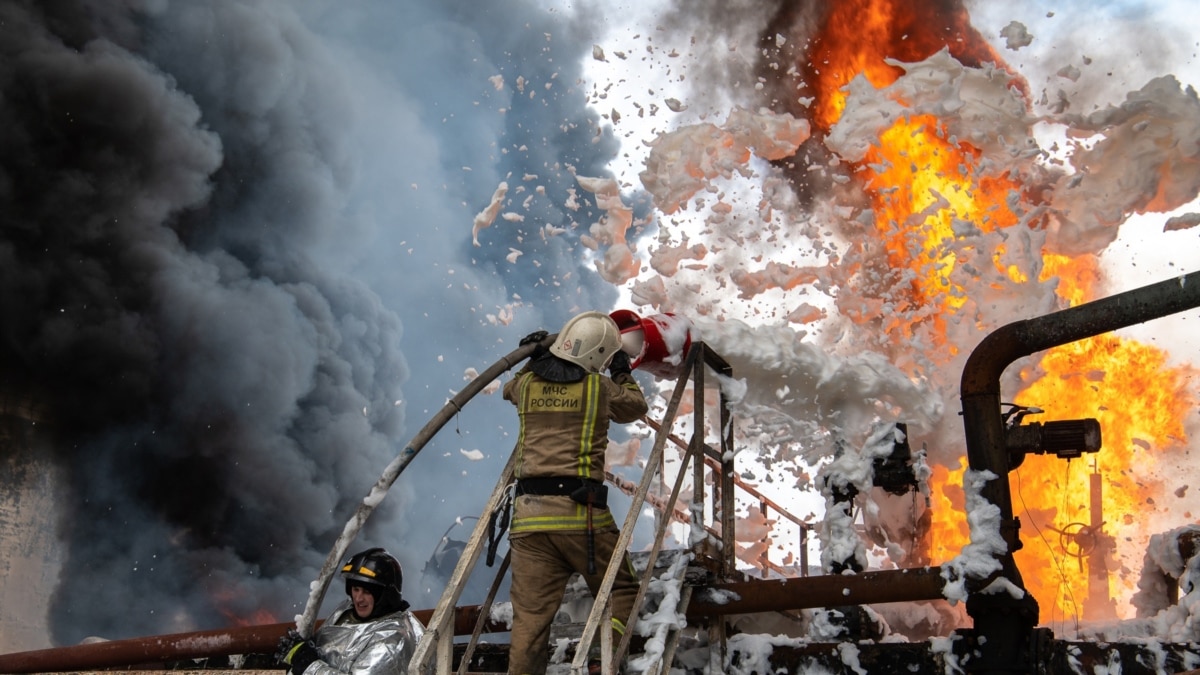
[407,342,810,674]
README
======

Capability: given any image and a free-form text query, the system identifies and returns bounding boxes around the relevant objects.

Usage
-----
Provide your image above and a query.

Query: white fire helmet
[550,311,622,373]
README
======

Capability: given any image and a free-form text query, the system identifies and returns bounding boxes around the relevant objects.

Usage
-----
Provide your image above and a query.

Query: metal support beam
[959,270,1200,673]
[688,566,946,615]
[0,605,506,674]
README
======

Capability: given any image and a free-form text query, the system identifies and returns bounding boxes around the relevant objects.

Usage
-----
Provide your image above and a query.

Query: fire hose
[294,334,553,638]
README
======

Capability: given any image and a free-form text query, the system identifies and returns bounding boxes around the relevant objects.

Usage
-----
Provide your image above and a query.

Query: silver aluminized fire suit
[301,601,428,675]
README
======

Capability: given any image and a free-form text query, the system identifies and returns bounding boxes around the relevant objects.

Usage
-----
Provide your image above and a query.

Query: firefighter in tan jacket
[503,311,649,675]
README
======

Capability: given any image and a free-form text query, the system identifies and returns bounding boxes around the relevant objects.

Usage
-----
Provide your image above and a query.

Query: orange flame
[861,114,1022,335]
[210,585,280,628]
[926,461,968,565]
[1005,256,1198,623]
[800,0,1009,132]
[787,0,1196,625]
[920,261,1198,625]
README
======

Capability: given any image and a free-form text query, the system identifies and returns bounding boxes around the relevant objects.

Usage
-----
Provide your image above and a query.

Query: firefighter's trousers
[507,529,640,675]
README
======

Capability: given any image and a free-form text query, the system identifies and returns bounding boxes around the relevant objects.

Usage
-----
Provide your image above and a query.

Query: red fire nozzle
[609,310,693,379]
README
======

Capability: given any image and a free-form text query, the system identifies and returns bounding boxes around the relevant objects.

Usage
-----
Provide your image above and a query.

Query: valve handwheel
[1058,521,1097,559]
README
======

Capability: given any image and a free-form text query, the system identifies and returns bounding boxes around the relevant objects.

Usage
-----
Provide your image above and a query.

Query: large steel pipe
[0,623,295,673]
[962,270,1200,559]
[0,606,507,674]
[959,269,1200,673]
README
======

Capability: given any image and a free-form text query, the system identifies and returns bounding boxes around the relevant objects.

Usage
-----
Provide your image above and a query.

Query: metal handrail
[410,341,748,674]
[408,450,518,673]
[640,416,815,577]
[569,343,706,674]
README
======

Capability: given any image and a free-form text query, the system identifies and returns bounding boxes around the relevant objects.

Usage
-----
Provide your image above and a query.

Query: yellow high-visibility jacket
[503,366,647,535]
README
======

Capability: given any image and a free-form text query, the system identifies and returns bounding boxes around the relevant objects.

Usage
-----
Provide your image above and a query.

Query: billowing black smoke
[0,0,618,644]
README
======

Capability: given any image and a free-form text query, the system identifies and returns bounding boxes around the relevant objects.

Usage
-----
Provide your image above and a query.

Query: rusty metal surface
[738,641,939,674]
[1049,640,1200,675]
[688,566,947,616]
[0,622,290,674]
[737,639,1200,675]
[0,605,509,674]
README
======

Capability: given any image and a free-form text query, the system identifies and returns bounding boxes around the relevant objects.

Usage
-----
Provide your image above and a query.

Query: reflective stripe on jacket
[503,367,647,534]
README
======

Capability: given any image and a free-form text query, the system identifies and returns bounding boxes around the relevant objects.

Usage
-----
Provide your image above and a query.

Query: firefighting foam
[582,0,1200,632]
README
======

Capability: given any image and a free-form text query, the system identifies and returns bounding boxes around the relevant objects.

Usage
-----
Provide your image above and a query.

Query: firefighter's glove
[608,350,633,377]
[520,329,550,360]
[277,629,320,675]
[520,329,548,346]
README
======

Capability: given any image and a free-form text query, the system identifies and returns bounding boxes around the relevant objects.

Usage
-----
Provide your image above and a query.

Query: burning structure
[615,0,1200,633]
[4,274,1199,673]
[2,0,1200,673]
